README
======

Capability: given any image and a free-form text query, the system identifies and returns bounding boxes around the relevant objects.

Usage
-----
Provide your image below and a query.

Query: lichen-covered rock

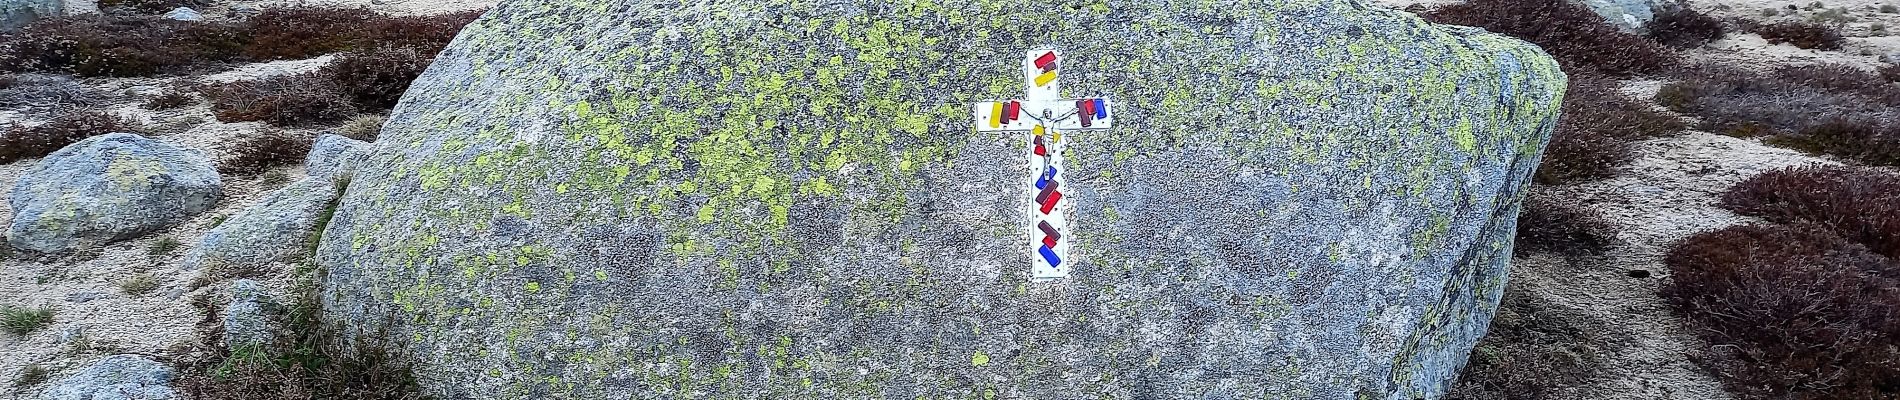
[184,177,337,272]
[8,133,221,253]
[222,279,280,350]
[1578,0,1661,32]
[316,1,1565,398]
[38,355,177,400]
[305,133,369,183]
[0,0,60,32]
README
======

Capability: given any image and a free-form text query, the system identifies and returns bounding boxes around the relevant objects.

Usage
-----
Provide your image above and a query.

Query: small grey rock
[183,177,338,274]
[38,355,177,400]
[162,7,201,21]
[7,133,221,253]
[305,134,369,183]
[0,0,62,33]
[64,292,102,303]
[222,279,279,350]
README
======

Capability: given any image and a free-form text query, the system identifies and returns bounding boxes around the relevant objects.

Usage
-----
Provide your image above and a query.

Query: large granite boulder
[316,1,1565,398]
[38,355,178,400]
[0,0,60,33]
[8,133,220,253]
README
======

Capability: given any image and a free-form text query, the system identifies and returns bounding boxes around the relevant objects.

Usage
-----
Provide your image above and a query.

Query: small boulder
[38,355,178,400]
[7,133,221,253]
[183,177,337,274]
[222,279,280,350]
[0,0,61,33]
[305,134,368,183]
[162,7,201,21]
[1577,0,1662,32]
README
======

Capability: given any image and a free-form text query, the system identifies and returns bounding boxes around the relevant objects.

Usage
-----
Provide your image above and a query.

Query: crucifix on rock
[972,48,1115,282]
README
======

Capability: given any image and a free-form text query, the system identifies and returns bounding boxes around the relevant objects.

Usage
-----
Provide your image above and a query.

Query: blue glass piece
[1038,245,1061,267]
[1035,165,1055,189]
[1094,99,1109,119]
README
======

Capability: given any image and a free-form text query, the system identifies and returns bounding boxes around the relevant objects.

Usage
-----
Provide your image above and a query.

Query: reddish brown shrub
[1752,21,1846,50]
[1537,77,1685,184]
[218,130,314,175]
[322,46,433,110]
[1646,7,1727,48]
[0,110,142,164]
[1773,63,1900,104]
[1663,223,1900,399]
[0,15,246,77]
[240,7,377,61]
[1422,0,1677,76]
[1721,165,1900,258]
[1882,63,1900,83]
[361,9,484,55]
[1766,119,1900,166]
[205,73,358,126]
[1656,65,1895,138]
[1515,190,1616,255]
[1449,286,1618,400]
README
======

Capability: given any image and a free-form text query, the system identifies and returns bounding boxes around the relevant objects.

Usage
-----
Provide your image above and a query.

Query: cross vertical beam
[972,48,1117,282]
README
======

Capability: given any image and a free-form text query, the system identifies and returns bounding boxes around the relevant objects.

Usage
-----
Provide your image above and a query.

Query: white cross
[972,49,1115,282]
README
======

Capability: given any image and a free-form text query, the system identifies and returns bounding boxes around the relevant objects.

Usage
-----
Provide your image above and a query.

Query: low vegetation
[149,236,183,256]
[321,46,434,110]
[12,365,49,388]
[1748,21,1846,50]
[204,73,357,126]
[219,129,316,175]
[0,7,481,78]
[1514,191,1616,255]
[1663,222,1900,399]
[119,273,160,297]
[0,109,142,164]
[1720,165,1900,258]
[176,262,427,400]
[1448,286,1618,399]
[1646,7,1727,48]
[1422,0,1676,76]
[1657,64,1900,166]
[0,305,55,336]
[1538,77,1687,184]
[338,115,387,142]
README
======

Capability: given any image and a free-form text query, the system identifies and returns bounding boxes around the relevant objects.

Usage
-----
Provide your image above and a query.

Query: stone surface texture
[315,1,1566,398]
[183,177,338,272]
[222,279,280,350]
[1578,0,1661,32]
[306,133,370,183]
[162,6,201,21]
[8,133,221,253]
[38,355,178,400]
[0,0,59,32]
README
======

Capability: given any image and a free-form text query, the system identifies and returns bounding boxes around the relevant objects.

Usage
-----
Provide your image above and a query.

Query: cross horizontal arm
[971,97,1115,133]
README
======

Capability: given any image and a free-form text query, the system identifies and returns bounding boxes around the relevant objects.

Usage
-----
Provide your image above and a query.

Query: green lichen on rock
[315,0,1565,398]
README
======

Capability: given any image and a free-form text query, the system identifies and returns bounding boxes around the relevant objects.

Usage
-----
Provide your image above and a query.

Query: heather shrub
[1883,63,1900,82]
[1657,65,1896,137]
[219,130,315,175]
[1767,119,1900,166]
[1772,63,1900,104]
[0,15,246,77]
[362,9,485,54]
[1448,286,1617,399]
[1537,77,1685,184]
[0,74,101,112]
[1721,165,1900,257]
[240,7,377,61]
[205,73,357,126]
[1752,21,1846,50]
[322,47,433,110]
[0,110,142,164]
[1514,190,1616,255]
[1646,7,1726,48]
[1663,223,1900,399]
[1423,0,1676,76]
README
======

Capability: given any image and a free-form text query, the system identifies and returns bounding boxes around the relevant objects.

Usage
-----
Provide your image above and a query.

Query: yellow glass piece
[1052,130,1062,142]
[989,102,1002,129]
[1032,125,1045,136]
[1035,70,1057,86]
